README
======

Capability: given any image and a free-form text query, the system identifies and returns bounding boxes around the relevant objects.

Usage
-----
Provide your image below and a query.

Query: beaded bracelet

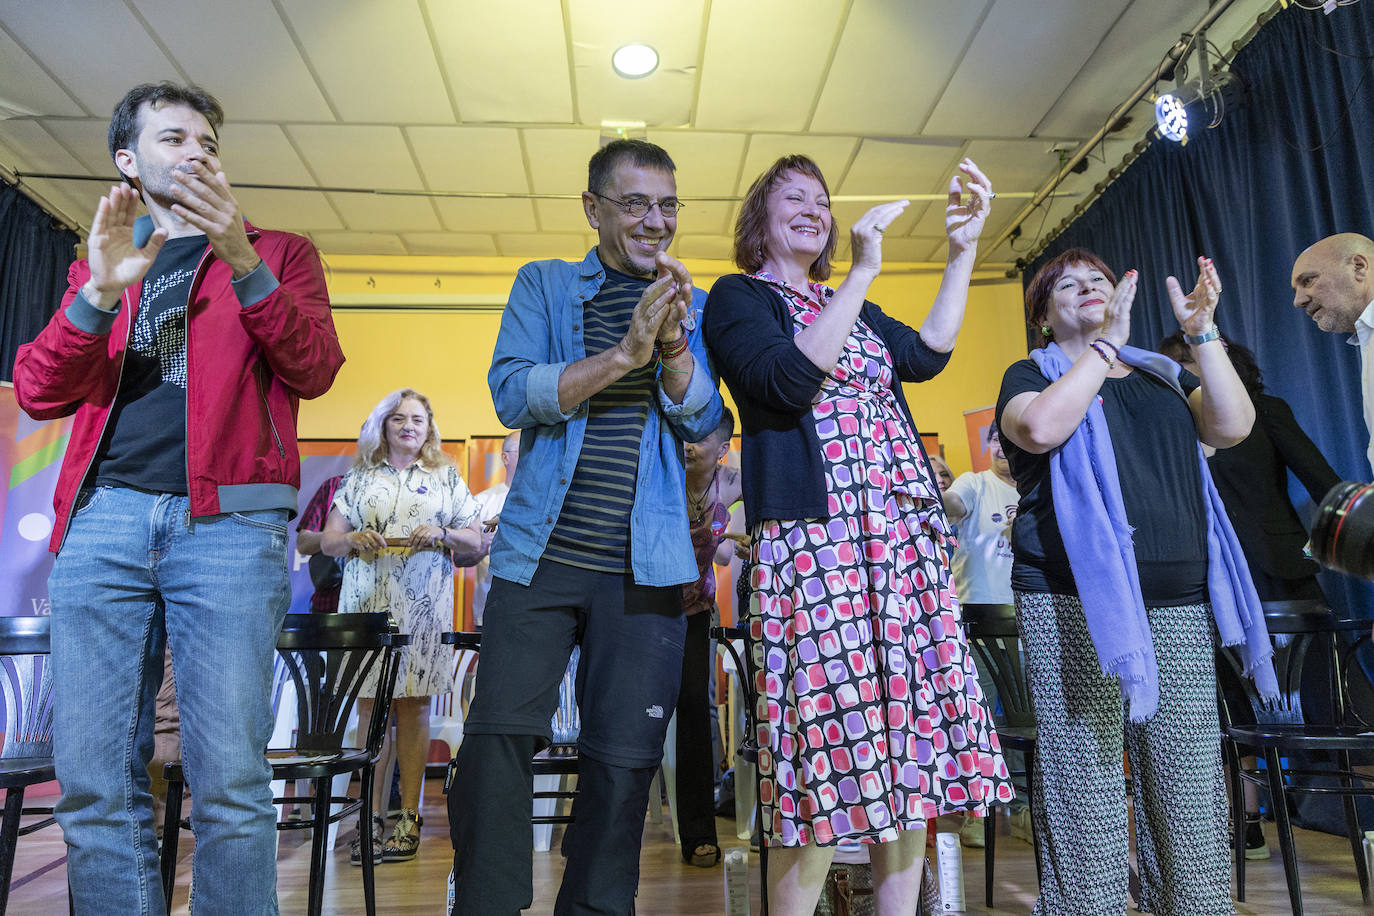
[1089,341,1115,369]
[1092,337,1119,358]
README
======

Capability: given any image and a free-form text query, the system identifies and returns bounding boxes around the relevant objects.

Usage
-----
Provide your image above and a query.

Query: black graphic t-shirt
[92,234,207,494]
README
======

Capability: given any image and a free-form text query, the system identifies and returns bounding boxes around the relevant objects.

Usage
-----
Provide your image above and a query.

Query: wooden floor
[8,783,1371,914]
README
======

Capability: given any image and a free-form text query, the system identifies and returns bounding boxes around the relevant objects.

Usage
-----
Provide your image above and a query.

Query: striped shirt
[543,267,655,571]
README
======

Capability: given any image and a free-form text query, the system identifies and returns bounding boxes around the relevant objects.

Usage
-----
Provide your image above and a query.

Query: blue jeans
[49,486,289,915]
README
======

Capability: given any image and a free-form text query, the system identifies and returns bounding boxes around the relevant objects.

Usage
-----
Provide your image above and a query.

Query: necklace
[687,466,719,524]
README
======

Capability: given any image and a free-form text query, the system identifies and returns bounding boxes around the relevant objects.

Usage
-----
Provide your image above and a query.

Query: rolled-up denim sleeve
[489,265,576,428]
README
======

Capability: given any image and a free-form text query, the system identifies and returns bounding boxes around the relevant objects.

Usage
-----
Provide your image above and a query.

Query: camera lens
[1311,481,1374,581]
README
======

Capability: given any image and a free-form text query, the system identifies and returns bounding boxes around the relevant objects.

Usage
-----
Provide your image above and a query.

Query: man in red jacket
[13,82,343,915]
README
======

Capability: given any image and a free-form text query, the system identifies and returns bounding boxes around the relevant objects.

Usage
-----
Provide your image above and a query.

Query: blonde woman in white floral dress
[322,388,482,862]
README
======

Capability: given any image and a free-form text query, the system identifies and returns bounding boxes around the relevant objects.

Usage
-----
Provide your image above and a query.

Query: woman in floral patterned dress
[703,155,1012,914]
[321,388,482,863]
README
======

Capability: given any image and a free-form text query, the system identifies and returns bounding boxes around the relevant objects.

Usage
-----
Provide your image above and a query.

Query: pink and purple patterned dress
[746,274,1013,847]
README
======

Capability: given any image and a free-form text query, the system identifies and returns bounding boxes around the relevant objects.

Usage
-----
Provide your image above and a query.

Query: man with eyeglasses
[449,138,723,914]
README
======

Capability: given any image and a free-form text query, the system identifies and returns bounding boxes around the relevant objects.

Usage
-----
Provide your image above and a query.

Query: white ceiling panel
[401,232,500,257]
[216,124,315,186]
[737,134,860,193]
[275,0,453,123]
[812,0,991,136]
[39,119,113,177]
[568,0,706,127]
[923,0,1132,138]
[234,188,343,231]
[130,0,335,123]
[645,131,746,198]
[313,231,408,256]
[694,0,846,132]
[522,128,601,194]
[433,197,538,234]
[406,126,528,193]
[286,125,423,188]
[0,2,180,116]
[0,27,84,117]
[498,233,589,259]
[329,193,442,232]
[534,199,592,234]
[0,121,96,176]
[962,139,1064,198]
[679,199,731,238]
[427,0,572,124]
[839,138,965,196]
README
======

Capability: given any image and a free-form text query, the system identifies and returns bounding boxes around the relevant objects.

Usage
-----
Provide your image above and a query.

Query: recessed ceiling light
[612,43,659,79]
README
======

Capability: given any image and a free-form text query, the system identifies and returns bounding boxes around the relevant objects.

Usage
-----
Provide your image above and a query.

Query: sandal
[684,841,721,868]
[382,807,421,862]
[349,812,384,866]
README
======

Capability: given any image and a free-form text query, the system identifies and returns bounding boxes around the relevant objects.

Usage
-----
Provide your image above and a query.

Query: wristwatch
[1184,324,1220,346]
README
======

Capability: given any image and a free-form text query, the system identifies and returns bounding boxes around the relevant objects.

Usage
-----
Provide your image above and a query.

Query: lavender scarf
[1031,342,1279,720]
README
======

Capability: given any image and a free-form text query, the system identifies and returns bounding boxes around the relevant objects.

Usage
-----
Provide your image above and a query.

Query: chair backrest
[1216,602,1365,727]
[274,613,403,756]
[961,604,1035,729]
[0,616,52,760]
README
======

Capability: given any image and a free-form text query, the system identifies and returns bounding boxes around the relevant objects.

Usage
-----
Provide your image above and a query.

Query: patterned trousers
[1014,592,1232,916]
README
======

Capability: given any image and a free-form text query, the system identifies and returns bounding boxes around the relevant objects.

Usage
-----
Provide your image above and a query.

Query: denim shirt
[488,248,724,588]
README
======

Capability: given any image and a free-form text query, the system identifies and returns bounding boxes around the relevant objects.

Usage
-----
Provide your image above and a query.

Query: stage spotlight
[1155,92,1191,143]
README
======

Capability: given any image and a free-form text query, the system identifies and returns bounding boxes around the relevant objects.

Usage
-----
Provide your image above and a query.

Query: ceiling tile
[812,0,989,135]
[275,0,453,123]
[695,0,845,132]
[313,231,408,256]
[534,198,592,234]
[234,187,342,230]
[427,0,572,124]
[567,0,706,127]
[922,0,1133,137]
[406,126,528,193]
[433,197,538,234]
[497,233,588,259]
[400,232,500,257]
[829,199,922,239]
[645,131,745,197]
[962,139,1065,197]
[838,138,965,196]
[38,119,113,176]
[328,193,442,232]
[129,0,334,122]
[215,124,315,186]
[286,124,422,188]
[523,128,601,194]
[0,1,179,116]
[680,199,731,238]
[738,135,860,193]
[0,27,85,117]
[0,120,98,176]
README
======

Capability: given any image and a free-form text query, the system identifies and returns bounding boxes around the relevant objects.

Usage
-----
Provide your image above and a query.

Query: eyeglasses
[591,192,685,218]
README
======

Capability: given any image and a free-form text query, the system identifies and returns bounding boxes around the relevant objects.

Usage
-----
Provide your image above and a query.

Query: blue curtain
[1026,4,1374,623]
[0,182,77,383]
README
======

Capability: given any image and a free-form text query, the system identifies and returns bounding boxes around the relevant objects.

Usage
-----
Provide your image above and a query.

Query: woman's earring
[1040,325,1053,338]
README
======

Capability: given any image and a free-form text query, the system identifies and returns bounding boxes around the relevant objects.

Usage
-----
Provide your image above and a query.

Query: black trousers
[674,608,718,856]
[448,561,685,915]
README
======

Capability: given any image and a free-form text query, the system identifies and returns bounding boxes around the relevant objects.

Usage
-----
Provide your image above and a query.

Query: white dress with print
[335,461,479,697]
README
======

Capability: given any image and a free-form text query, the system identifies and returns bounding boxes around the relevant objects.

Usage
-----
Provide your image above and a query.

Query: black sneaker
[1244,817,1270,861]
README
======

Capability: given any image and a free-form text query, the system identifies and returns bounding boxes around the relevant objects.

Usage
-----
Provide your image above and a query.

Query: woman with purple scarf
[995,248,1278,916]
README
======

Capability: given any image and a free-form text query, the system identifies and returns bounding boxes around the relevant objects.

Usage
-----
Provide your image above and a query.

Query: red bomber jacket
[13,216,345,552]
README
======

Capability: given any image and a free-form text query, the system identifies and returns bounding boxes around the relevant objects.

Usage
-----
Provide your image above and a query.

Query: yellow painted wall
[300,254,1029,475]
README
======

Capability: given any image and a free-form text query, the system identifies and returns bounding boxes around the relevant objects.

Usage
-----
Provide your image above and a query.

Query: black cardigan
[702,273,951,527]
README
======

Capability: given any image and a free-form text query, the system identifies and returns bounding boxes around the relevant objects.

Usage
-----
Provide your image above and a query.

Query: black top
[703,273,950,527]
[1208,392,1338,592]
[92,235,206,494]
[543,266,652,572]
[995,358,1208,605]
